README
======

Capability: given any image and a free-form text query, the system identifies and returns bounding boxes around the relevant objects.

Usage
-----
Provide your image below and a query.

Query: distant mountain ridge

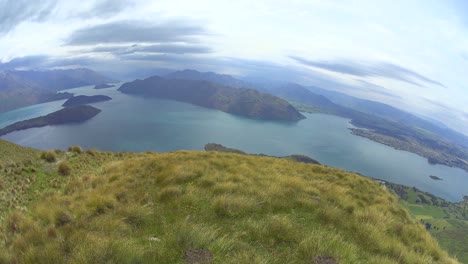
[304,85,468,148]
[166,69,247,88]
[0,68,114,113]
[119,75,305,121]
[165,69,468,171]
[167,69,468,148]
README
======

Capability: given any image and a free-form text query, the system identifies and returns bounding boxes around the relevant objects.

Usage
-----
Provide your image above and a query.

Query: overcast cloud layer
[0,0,467,135]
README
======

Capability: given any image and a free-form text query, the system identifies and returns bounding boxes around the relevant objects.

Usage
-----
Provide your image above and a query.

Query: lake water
[1,84,467,202]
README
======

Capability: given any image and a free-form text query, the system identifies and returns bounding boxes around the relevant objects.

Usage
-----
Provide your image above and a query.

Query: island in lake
[119,76,305,121]
[62,95,112,107]
[430,175,443,181]
[94,83,115,89]
[0,105,101,136]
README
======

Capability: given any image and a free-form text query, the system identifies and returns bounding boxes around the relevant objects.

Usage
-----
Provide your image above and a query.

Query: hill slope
[0,139,40,166]
[0,142,458,263]
[119,76,305,121]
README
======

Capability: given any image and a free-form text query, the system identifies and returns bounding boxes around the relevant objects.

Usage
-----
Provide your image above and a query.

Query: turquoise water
[1,84,467,202]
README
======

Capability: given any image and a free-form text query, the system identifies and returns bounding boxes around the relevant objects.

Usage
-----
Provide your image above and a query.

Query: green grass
[0,139,40,166]
[0,148,459,263]
[387,183,468,263]
[405,203,450,219]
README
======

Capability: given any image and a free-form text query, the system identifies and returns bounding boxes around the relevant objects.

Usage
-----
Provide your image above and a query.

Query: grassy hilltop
[0,139,460,263]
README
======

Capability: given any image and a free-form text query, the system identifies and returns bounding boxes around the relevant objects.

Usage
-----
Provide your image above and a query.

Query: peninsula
[0,105,101,136]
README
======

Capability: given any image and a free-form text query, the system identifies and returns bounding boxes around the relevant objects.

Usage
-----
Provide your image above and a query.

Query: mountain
[166,70,468,147]
[0,140,459,263]
[165,70,354,117]
[119,76,305,121]
[166,69,247,88]
[305,85,468,149]
[164,69,468,172]
[0,105,101,136]
[0,68,114,113]
[62,95,112,107]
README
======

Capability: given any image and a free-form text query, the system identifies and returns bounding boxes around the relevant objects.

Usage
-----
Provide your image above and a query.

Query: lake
[1,84,467,202]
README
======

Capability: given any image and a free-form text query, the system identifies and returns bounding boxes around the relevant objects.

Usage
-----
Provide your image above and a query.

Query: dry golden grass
[0,150,460,263]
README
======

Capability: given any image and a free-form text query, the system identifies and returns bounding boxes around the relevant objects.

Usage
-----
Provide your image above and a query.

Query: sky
[0,0,467,135]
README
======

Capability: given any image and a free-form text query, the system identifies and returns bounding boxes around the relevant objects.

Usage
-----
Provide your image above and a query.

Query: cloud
[120,53,190,62]
[290,56,445,88]
[0,54,102,70]
[86,0,130,17]
[0,55,49,70]
[0,0,58,34]
[357,80,402,99]
[66,20,208,45]
[86,43,213,55]
[422,98,451,111]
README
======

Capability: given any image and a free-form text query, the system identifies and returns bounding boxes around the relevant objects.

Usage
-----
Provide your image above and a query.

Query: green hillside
[0,139,40,166]
[0,141,460,263]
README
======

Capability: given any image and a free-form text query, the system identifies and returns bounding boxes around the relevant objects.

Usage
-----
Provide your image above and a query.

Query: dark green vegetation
[62,95,112,107]
[94,84,115,89]
[0,140,459,263]
[166,70,468,173]
[386,182,468,263]
[119,76,305,121]
[0,69,113,113]
[0,105,101,136]
[205,143,321,165]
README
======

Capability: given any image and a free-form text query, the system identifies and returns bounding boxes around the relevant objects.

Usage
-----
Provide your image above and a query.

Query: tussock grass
[40,151,57,163]
[0,150,460,263]
[68,146,83,154]
[57,161,71,176]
